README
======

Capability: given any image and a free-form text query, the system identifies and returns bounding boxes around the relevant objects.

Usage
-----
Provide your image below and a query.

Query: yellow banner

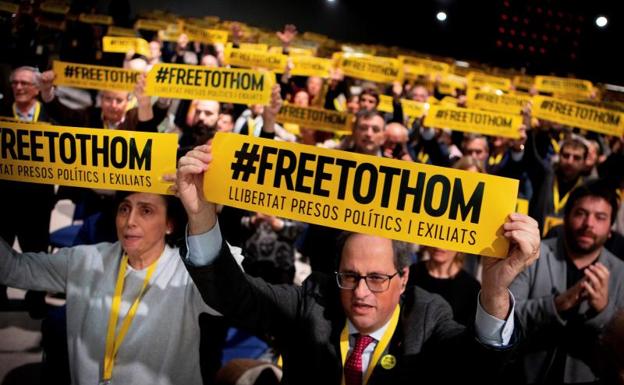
[532,95,624,137]
[37,17,66,31]
[204,15,220,24]
[53,61,140,92]
[145,63,274,105]
[398,56,450,74]
[78,13,113,25]
[0,122,177,194]
[203,133,518,258]
[338,55,402,83]
[534,76,593,97]
[223,46,287,72]
[341,44,376,55]
[513,75,534,90]
[276,104,352,134]
[378,95,426,119]
[0,1,19,13]
[466,72,512,91]
[466,89,530,115]
[103,36,151,58]
[238,43,268,51]
[159,30,181,42]
[40,1,69,14]
[290,56,333,78]
[286,47,316,57]
[183,25,228,44]
[424,105,522,139]
[134,19,169,31]
[107,26,137,37]
[440,96,458,106]
[437,73,467,94]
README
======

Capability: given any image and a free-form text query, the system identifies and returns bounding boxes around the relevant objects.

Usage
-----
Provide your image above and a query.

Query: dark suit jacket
[185,241,517,385]
[42,97,166,132]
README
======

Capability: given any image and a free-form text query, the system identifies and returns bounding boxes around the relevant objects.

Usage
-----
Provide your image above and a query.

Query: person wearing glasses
[0,66,55,313]
[175,144,542,384]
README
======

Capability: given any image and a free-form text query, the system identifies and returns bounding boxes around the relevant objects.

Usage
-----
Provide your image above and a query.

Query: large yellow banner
[466,89,530,115]
[532,95,624,137]
[102,37,151,58]
[53,61,140,92]
[223,46,287,72]
[0,122,177,194]
[534,76,593,98]
[424,105,522,138]
[145,63,274,105]
[276,105,352,134]
[203,133,519,258]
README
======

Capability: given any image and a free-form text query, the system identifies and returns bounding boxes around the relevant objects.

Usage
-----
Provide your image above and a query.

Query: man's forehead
[102,90,129,99]
[13,69,34,79]
[196,100,219,112]
[341,235,394,268]
[573,196,612,214]
[359,115,384,127]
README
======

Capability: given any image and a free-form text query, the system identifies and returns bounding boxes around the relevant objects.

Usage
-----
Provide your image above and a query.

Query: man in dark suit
[0,66,55,313]
[175,142,541,384]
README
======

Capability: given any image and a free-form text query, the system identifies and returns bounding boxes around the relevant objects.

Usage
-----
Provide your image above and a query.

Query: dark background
[120,0,621,84]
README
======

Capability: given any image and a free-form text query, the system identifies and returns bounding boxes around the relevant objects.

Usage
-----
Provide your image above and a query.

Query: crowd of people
[1,2,623,385]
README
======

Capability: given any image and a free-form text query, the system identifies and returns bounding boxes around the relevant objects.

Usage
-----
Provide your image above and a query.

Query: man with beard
[528,136,589,234]
[177,100,220,158]
[509,179,624,384]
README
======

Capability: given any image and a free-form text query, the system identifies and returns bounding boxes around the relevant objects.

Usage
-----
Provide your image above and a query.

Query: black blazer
[185,241,517,385]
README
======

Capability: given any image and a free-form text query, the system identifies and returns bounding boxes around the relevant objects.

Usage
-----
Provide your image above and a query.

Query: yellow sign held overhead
[53,61,140,92]
[183,24,228,44]
[103,37,151,58]
[40,1,69,15]
[534,76,593,98]
[203,133,518,258]
[466,72,512,91]
[134,19,169,31]
[378,95,427,119]
[78,13,113,25]
[532,95,624,137]
[467,89,531,115]
[289,56,333,78]
[513,75,534,90]
[276,104,352,134]
[0,122,177,194]
[145,63,274,105]
[425,105,522,139]
[0,1,19,14]
[107,26,137,37]
[223,45,287,72]
[338,55,402,84]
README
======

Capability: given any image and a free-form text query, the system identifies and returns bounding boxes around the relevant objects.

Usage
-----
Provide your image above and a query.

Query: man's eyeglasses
[335,271,400,293]
[11,80,35,87]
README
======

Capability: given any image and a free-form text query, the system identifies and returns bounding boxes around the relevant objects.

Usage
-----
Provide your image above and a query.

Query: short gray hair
[10,66,41,88]
[337,232,412,275]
